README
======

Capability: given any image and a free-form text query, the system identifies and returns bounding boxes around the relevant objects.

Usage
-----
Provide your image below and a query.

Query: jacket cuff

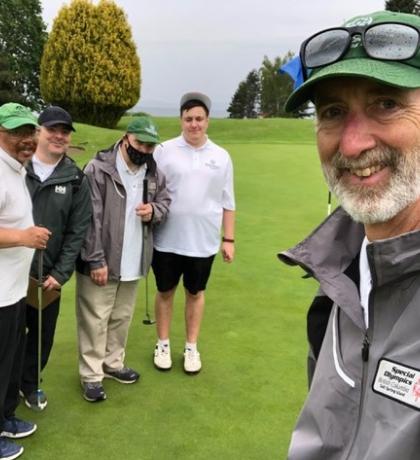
[89,261,106,271]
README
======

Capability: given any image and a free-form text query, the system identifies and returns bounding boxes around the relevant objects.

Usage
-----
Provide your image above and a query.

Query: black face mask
[125,141,152,167]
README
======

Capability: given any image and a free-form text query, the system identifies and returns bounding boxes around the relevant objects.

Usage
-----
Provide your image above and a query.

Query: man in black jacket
[21,106,91,410]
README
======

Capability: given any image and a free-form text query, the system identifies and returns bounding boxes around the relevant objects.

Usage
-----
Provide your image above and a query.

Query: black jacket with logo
[26,155,92,285]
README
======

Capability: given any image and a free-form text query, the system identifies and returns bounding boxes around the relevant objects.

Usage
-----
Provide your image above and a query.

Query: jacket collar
[26,154,76,180]
[95,141,156,180]
[93,142,123,184]
[279,207,365,329]
[368,229,420,287]
[176,134,211,150]
[279,207,420,330]
[279,207,364,280]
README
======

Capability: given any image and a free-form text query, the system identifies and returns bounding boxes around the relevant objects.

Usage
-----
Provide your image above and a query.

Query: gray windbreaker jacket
[279,207,420,460]
[77,142,170,280]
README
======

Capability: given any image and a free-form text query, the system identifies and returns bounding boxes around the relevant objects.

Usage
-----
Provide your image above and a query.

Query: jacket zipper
[345,246,376,459]
[361,334,370,362]
[344,329,369,460]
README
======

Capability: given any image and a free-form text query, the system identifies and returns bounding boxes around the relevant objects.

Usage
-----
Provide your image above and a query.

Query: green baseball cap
[126,116,160,144]
[286,10,420,112]
[0,102,38,129]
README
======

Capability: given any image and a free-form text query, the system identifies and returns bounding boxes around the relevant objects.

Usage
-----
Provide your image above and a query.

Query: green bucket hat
[286,10,420,112]
[0,102,38,129]
[126,116,160,144]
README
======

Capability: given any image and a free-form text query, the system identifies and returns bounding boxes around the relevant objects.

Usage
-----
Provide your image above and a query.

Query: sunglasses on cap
[300,22,420,78]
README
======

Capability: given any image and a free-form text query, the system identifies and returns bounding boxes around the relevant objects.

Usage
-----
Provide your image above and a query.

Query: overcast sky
[40,0,386,114]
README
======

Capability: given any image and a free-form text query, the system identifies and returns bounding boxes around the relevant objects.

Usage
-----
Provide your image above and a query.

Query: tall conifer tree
[0,0,47,109]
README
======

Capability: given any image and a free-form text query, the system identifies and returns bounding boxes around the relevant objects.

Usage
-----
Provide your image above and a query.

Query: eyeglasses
[0,126,38,138]
[300,22,420,75]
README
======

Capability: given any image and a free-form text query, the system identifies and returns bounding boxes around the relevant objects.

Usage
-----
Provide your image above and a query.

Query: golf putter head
[142,317,156,325]
[34,389,44,412]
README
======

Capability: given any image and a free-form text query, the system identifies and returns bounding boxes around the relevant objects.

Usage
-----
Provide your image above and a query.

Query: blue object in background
[279,56,305,90]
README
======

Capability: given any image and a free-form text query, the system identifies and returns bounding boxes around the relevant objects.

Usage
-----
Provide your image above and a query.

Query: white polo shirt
[0,148,34,306]
[153,135,235,257]
[116,148,145,281]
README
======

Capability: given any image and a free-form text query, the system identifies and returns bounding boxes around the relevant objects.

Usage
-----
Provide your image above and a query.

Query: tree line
[227,53,309,119]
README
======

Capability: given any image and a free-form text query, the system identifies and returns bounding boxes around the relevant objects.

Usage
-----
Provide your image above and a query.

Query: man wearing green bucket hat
[75,116,170,403]
[278,10,420,460]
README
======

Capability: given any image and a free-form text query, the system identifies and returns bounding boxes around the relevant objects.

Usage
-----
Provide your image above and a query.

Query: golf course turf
[17,115,333,459]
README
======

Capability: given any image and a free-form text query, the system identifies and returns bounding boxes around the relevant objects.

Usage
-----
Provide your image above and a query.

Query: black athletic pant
[0,298,27,431]
[21,297,60,395]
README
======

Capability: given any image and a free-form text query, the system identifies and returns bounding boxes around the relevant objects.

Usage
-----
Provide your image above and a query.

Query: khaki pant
[76,273,139,382]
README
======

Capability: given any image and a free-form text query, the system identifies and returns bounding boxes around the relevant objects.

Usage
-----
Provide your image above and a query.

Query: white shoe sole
[1,424,37,439]
[82,392,107,402]
[184,366,201,374]
[0,445,24,460]
[103,373,139,384]
[154,361,172,371]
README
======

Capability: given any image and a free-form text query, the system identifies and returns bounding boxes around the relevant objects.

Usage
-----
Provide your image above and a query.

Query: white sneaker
[153,344,172,370]
[184,348,201,374]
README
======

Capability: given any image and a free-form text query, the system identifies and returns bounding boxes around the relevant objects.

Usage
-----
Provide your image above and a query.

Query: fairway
[16,117,331,459]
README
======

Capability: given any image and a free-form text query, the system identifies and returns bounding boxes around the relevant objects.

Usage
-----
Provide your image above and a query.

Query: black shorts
[152,250,215,295]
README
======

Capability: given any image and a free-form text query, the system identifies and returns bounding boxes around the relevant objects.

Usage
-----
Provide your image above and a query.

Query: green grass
[70,116,317,162]
[17,117,331,459]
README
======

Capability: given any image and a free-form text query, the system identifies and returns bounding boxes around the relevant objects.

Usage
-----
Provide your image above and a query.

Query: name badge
[373,358,420,410]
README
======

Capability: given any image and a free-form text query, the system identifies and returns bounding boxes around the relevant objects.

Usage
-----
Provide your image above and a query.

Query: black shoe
[104,367,140,384]
[81,382,107,402]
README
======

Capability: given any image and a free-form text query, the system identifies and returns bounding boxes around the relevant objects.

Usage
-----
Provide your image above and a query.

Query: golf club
[36,249,44,411]
[142,178,155,325]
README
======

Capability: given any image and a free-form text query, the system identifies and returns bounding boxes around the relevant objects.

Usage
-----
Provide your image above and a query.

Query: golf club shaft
[145,272,150,319]
[143,178,149,240]
[142,178,153,323]
[37,250,43,403]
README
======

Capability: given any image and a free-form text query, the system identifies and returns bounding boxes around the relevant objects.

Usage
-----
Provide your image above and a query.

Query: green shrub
[40,0,140,128]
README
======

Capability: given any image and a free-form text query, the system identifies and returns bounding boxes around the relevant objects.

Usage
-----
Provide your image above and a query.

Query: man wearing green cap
[278,10,420,460]
[75,116,170,403]
[0,103,51,459]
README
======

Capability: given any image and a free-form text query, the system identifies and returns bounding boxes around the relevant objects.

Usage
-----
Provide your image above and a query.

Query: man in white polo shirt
[0,102,51,460]
[152,92,235,374]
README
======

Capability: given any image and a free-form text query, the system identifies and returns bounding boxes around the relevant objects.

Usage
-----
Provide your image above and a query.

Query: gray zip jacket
[279,207,420,460]
[77,142,170,280]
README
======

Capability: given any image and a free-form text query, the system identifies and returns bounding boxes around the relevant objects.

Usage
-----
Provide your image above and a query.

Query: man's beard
[321,146,420,224]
